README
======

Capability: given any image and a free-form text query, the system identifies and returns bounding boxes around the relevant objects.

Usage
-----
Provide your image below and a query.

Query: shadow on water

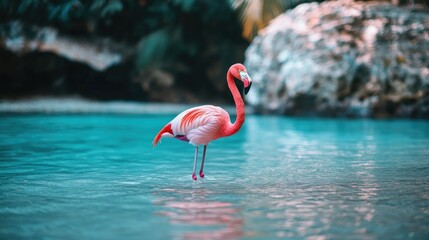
[152,183,245,240]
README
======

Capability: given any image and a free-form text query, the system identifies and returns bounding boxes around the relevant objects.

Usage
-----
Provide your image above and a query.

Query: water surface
[1,115,428,239]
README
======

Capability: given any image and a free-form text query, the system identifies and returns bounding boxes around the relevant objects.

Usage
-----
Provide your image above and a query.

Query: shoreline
[1,97,427,119]
[0,97,242,115]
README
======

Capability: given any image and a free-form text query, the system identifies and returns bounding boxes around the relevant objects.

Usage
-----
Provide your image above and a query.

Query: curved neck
[225,70,245,136]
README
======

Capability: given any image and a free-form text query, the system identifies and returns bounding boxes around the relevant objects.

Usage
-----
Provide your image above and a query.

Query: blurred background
[0,0,428,118]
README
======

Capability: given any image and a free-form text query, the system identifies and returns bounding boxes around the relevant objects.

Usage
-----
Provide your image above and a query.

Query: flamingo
[153,63,252,180]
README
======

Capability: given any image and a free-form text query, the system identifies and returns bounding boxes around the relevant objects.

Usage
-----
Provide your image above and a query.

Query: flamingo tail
[153,123,173,147]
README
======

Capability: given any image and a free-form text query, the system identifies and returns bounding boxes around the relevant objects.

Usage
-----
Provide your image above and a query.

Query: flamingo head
[229,63,252,95]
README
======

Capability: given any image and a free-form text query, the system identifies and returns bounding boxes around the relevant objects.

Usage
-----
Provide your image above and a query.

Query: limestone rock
[1,21,125,71]
[245,0,429,118]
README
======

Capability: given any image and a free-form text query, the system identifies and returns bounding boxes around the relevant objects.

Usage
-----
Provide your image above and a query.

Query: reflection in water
[351,133,378,223]
[240,117,384,237]
[153,186,243,240]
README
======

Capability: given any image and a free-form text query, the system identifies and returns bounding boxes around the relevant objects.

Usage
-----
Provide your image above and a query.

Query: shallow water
[1,114,428,239]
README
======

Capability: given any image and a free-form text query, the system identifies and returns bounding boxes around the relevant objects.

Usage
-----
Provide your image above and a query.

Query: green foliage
[134,0,246,72]
[1,0,124,22]
[173,0,197,11]
[89,0,123,17]
[136,28,173,69]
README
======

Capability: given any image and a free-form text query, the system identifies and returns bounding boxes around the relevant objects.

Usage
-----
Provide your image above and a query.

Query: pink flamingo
[153,63,252,180]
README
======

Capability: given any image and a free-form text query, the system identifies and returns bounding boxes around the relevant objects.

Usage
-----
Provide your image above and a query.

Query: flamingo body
[153,63,252,180]
[153,105,231,146]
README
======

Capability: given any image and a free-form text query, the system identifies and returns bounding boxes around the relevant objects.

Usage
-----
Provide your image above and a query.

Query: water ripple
[1,115,429,239]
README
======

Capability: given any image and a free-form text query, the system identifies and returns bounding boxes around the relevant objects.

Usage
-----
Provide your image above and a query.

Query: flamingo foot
[192,173,197,181]
[199,170,204,178]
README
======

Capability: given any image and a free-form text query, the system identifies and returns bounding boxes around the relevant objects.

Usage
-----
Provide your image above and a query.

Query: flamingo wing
[153,105,230,147]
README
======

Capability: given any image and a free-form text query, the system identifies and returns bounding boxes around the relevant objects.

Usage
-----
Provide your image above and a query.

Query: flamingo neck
[225,70,245,136]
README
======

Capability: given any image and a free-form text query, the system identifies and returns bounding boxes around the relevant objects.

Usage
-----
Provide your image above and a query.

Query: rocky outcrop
[245,0,429,118]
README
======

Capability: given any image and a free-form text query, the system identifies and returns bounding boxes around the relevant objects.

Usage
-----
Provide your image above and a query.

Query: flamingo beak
[240,71,252,95]
[244,80,252,95]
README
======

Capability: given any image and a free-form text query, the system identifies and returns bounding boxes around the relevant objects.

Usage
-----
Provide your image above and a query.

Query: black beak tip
[244,82,252,95]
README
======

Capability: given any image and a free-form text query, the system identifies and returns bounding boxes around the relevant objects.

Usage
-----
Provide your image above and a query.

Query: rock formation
[245,0,429,118]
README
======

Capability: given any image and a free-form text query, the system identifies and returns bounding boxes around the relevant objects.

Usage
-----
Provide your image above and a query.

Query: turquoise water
[1,114,429,239]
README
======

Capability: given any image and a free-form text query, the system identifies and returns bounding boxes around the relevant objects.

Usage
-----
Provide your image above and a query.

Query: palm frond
[173,0,197,11]
[232,0,285,41]
[136,28,175,69]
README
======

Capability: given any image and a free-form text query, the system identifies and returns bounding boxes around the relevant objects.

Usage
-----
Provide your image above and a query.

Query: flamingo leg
[199,145,207,178]
[192,146,199,180]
